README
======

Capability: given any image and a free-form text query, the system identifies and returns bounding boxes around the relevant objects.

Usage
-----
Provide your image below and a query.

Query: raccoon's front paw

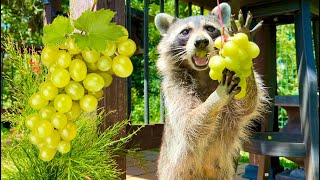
[229,10,263,41]
[220,68,241,96]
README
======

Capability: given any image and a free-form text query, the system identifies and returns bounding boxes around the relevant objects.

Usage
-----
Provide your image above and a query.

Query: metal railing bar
[160,0,165,123]
[160,0,164,13]
[126,0,132,119]
[144,0,150,124]
[175,0,179,18]
[188,2,192,16]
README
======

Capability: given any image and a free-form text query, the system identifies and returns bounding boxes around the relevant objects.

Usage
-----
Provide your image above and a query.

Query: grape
[224,56,240,71]
[48,64,57,74]
[209,55,225,73]
[101,42,116,57]
[237,68,252,78]
[51,68,70,88]
[28,18,137,161]
[221,41,239,58]
[65,38,81,55]
[82,48,100,63]
[242,59,253,69]
[59,122,77,141]
[65,81,85,100]
[39,146,57,161]
[56,51,71,68]
[26,114,41,130]
[41,46,58,66]
[45,130,61,148]
[83,73,104,92]
[80,95,98,112]
[214,36,223,49]
[208,32,260,99]
[28,92,49,110]
[29,130,44,145]
[51,112,68,129]
[54,94,73,113]
[117,39,136,57]
[89,89,104,100]
[65,101,82,121]
[69,59,87,81]
[39,105,56,119]
[209,69,222,81]
[39,81,59,100]
[235,79,247,99]
[36,120,54,138]
[98,72,113,87]
[58,141,71,154]
[237,49,250,63]
[86,62,99,72]
[232,33,249,47]
[97,55,112,71]
[112,55,133,78]
[247,42,260,58]
[118,25,129,42]
[107,67,115,75]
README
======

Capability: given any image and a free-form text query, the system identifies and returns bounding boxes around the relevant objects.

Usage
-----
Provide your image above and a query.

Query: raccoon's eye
[205,26,215,32]
[180,29,190,36]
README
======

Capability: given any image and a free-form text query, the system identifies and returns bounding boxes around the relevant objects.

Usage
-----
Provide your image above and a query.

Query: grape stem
[91,0,97,11]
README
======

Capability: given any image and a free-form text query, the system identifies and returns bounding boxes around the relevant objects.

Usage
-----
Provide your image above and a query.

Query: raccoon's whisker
[171,49,187,59]
[168,46,186,52]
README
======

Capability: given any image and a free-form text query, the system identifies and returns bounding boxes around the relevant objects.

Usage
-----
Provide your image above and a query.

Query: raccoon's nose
[194,37,209,49]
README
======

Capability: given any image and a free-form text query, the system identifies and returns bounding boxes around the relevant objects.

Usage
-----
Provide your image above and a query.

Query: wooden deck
[126,150,248,180]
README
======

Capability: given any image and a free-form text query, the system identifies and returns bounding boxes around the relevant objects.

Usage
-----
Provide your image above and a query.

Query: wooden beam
[126,124,164,150]
[70,1,127,179]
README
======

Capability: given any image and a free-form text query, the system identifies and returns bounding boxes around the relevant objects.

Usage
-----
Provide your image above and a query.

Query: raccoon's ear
[155,13,176,35]
[209,3,231,25]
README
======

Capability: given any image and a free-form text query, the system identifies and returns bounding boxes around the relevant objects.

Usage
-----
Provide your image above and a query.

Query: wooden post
[70,0,127,179]
[43,0,61,25]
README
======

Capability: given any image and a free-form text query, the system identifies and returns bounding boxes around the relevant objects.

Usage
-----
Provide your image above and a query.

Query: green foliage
[1,36,46,114]
[43,9,124,51]
[276,24,298,128]
[276,24,298,96]
[239,152,298,169]
[72,9,124,51]
[2,111,142,179]
[42,16,74,45]
[1,0,43,45]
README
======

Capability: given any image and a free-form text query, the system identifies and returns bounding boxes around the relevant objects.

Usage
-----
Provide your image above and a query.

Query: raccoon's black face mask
[155,3,231,71]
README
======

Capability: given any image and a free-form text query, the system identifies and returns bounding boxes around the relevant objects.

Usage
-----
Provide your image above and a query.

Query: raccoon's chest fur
[177,67,219,102]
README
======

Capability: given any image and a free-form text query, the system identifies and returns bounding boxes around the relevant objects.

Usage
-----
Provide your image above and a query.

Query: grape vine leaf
[42,16,74,45]
[72,9,124,51]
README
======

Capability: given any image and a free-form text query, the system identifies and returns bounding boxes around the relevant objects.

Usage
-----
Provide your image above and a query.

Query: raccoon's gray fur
[155,3,269,180]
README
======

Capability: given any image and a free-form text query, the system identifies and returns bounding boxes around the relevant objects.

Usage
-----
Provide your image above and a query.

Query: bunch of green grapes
[26,25,136,161]
[208,33,260,99]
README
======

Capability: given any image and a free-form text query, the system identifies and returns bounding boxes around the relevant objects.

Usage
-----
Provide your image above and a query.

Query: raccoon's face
[155,3,231,71]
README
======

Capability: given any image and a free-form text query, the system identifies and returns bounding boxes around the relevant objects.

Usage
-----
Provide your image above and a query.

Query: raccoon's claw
[244,11,252,29]
[229,10,264,41]
[250,20,264,38]
[221,68,241,95]
[238,10,244,26]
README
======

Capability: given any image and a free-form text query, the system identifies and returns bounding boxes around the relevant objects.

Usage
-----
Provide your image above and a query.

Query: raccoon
[154,3,268,180]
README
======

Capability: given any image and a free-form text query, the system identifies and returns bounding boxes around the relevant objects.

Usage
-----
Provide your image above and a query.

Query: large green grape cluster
[27,25,136,161]
[208,33,260,99]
